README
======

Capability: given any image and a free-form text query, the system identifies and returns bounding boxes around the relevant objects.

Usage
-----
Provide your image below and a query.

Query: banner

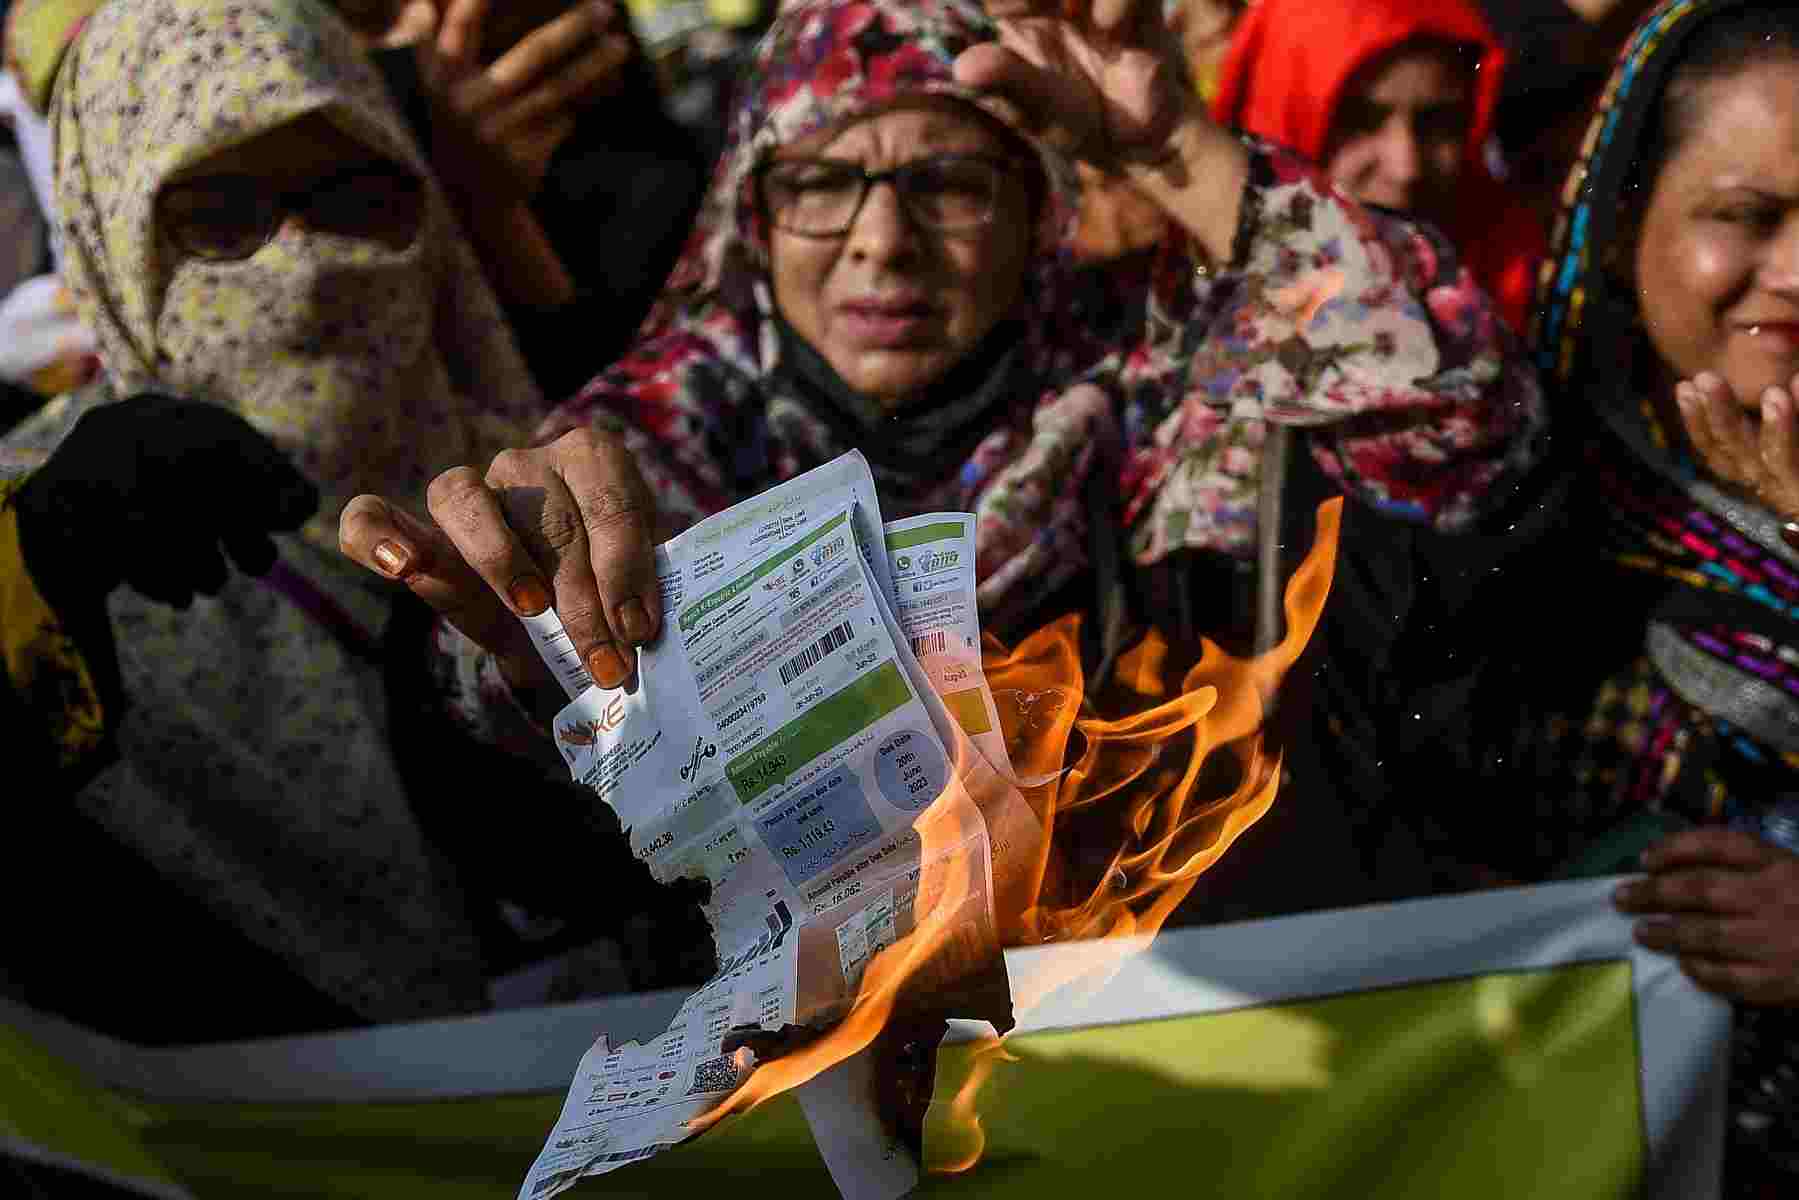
[0,878,1730,1198]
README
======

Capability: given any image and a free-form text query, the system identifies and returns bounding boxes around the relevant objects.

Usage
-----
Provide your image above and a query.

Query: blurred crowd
[3,0,1798,1195]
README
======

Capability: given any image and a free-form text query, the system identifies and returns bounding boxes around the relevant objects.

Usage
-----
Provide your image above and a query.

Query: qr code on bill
[687,1054,740,1096]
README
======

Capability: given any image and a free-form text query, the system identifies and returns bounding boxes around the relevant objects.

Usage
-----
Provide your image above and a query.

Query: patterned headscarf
[1532,0,1752,393]
[1,0,100,113]
[548,0,1111,617]
[48,0,542,552]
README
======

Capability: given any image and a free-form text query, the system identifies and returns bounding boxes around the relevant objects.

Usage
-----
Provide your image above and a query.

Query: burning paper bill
[521,452,1039,1199]
[517,451,1342,1200]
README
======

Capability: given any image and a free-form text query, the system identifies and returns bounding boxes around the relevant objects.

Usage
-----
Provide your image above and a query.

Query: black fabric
[13,393,317,616]
[1145,433,1582,925]
[0,784,365,1044]
[380,592,718,990]
[772,310,1032,479]
[525,78,708,394]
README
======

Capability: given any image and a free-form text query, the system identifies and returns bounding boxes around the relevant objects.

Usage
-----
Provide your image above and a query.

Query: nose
[844,177,920,266]
[1377,115,1424,194]
[1761,215,1799,296]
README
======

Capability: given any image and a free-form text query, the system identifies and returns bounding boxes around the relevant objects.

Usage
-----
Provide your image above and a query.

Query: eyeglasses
[156,162,426,262]
[757,153,1023,238]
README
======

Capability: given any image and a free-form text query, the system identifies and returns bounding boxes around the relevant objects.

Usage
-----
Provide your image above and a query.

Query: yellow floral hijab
[48,0,542,550]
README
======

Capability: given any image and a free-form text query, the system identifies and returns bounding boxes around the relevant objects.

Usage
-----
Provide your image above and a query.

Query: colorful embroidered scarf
[1529,0,1799,818]
[538,0,1547,623]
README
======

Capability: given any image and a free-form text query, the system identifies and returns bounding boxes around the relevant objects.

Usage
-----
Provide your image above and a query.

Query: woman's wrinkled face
[765,98,1036,410]
[1322,41,1473,218]
[1636,59,1799,409]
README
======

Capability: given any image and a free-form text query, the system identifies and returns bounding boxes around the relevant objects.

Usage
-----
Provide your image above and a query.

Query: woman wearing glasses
[340,0,1552,917]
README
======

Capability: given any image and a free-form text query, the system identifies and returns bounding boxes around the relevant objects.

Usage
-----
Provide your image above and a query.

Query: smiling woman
[1460,1,1799,1194]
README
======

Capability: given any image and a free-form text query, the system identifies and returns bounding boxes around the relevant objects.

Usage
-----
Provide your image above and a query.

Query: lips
[837,296,938,347]
[1737,322,1799,357]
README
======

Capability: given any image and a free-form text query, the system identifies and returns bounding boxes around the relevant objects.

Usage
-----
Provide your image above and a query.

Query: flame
[685,499,1342,1160]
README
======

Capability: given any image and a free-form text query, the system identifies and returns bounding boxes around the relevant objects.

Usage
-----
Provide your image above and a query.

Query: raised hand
[955,0,1244,265]
[1675,370,1799,521]
[953,0,1190,171]
[421,0,633,202]
[1615,828,1799,1007]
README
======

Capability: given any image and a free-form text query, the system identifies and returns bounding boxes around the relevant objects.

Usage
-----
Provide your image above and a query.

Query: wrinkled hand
[421,0,633,201]
[338,427,661,693]
[1614,829,1799,1007]
[1674,371,1799,521]
[14,394,318,610]
[953,0,1191,172]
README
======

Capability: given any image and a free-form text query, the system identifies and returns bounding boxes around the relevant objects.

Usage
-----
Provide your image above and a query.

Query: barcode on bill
[778,620,854,686]
[909,631,946,657]
[599,1146,659,1165]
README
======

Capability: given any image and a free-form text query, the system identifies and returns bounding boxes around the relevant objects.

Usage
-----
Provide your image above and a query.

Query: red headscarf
[1211,0,1545,333]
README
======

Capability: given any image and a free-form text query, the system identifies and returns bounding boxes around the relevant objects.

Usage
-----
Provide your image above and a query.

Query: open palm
[955,0,1190,170]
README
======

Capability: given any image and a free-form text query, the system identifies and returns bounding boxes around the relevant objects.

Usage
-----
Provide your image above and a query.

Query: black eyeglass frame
[754,152,1031,238]
[154,161,427,262]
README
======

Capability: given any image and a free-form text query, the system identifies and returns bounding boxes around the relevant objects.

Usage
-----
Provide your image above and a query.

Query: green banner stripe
[727,660,910,803]
[678,513,848,633]
[0,1025,184,1194]
[884,521,965,552]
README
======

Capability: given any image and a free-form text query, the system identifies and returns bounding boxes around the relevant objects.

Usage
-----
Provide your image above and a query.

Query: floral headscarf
[552,0,1109,616]
[48,0,542,553]
[536,0,1545,625]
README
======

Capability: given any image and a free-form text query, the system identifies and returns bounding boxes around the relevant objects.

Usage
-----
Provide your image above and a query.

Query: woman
[339,0,1549,918]
[0,0,574,1041]
[1473,0,1799,1190]
[4,0,708,400]
[1209,0,1547,333]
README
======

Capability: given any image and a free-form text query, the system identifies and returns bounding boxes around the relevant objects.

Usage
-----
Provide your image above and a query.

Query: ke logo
[554,692,628,748]
[680,736,718,781]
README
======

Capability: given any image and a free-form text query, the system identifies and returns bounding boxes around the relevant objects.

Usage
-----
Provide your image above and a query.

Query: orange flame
[686,499,1342,1159]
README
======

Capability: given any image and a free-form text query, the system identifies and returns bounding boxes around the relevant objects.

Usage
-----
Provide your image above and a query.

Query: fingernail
[1676,384,1695,411]
[373,540,412,578]
[1767,391,1788,421]
[509,575,551,617]
[618,598,654,644]
[587,643,628,688]
[1612,882,1637,906]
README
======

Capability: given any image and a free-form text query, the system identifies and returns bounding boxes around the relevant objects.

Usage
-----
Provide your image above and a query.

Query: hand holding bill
[338,427,662,696]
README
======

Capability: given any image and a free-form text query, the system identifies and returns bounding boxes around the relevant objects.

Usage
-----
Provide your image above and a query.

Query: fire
[685,499,1343,1164]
